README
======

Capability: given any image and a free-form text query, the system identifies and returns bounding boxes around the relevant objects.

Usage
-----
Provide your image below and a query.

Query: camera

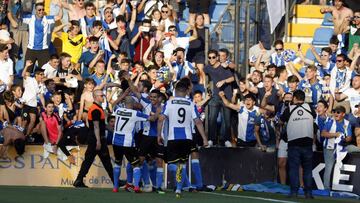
[140,26,150,32]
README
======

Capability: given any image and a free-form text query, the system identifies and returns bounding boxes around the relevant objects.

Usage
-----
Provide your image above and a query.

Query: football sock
[156,167,164,189]
[141,162,150,185]
[133,167,141,187]
[191,159,203,188]
[168,163,177,184]
[113,164,121,189]
[126,163,133,184]
[148,161,157,186]
[176,164,187,192]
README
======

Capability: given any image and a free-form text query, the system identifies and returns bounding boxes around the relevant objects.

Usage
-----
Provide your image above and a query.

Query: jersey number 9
[178,108,186,124]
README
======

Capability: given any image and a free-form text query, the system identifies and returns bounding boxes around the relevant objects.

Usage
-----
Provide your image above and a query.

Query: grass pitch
[0,186,358,203]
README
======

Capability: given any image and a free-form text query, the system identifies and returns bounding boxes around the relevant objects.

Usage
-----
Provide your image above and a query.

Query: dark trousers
[288,146,313,195]
[208,96,231,143]
[58,127,88,156]
[24,48,49,72]
[76,137,114,183]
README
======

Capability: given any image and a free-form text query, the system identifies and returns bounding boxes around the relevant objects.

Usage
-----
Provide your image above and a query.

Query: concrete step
[294,4,324,19]
[293,18,324,24]
[287,23,321,37]
[286,36,313,44]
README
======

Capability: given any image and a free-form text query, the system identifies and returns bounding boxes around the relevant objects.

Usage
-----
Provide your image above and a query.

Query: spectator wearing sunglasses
[204,50,234,147]
[321,105,353,190]
[23,2,62,72]
[329,54,352,95]
[270,40,286,67]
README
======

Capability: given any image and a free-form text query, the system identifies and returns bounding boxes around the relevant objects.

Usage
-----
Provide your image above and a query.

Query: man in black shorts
[157,81,208,198]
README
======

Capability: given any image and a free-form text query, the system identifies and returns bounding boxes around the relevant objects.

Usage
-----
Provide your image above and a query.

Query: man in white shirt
[21,60,45,137]
[160,25,195,59]
[329,54,353,95]
[41,54,60,80]
[0,44,14,89]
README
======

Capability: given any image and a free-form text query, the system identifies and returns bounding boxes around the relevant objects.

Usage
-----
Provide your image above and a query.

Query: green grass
[0,186,357,203]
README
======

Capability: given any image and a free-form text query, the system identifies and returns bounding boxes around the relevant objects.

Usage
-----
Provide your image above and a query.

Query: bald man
[73,89,114,188]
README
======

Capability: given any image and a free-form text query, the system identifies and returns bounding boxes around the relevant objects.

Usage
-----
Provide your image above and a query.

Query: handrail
[212,0,234,34]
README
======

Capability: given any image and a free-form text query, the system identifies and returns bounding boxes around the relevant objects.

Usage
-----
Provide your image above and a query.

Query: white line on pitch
[200,192,298,203]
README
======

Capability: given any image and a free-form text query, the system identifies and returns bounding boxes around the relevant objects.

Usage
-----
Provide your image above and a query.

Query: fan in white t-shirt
[41,54,60,79]
[0,44,14,89]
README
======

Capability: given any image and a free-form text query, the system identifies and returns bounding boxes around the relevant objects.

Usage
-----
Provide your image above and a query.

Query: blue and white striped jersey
[140,96,161,137]
[112,108,149,147]
[323,118,352,149]
[237,106,261,142]
[162,97,199,141]
[23,15,55,50]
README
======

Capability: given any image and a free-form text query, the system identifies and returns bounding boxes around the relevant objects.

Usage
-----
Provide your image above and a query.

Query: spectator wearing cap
[21,60,45,138]
[109,13,136,57]
[0,44,14,90]
[321,105,353,190]
[335,74,360,142]
[54,20,86,64]
[23,2,62,72]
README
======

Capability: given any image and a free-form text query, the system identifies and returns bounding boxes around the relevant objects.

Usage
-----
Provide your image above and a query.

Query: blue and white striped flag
[333,134,348,168]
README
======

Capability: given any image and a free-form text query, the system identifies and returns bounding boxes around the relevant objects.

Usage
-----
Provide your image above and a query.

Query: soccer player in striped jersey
[157,81,208,198]
[132,86,165,193]
[112,96,158,193]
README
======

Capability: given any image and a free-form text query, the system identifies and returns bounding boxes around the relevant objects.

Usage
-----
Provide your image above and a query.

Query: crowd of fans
[0,0,358,194]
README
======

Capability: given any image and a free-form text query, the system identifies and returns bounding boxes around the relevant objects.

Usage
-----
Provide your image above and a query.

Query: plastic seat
[312,27,334,46]
[321,12,334,26]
